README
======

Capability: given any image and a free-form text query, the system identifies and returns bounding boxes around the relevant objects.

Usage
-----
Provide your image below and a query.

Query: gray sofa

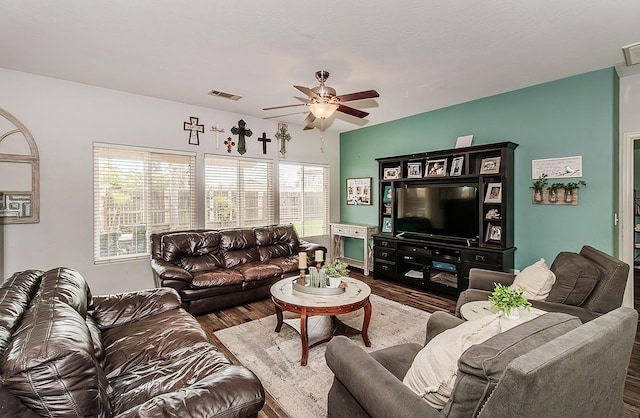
[325,307,637,418]
[456,245,629,323]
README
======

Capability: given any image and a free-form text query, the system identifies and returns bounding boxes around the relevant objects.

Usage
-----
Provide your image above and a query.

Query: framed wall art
[346,177,372,205]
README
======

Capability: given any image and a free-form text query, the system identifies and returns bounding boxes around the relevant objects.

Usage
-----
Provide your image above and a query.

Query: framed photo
[531,155,582,179]
[480,157,501,174]
[382,217,393,233]
[485,208,501,220]
[484,182,502,203]
[383,166,401,180]
[346,177,372,205]
[383,185,393,202]
[485,223,502,242]
[426,159,447,177]
[407,162,422,178]
[450,156,464,176]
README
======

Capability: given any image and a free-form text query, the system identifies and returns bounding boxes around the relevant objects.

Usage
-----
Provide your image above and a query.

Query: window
[93,144,196,262]
[205,155,274,228]
[279,162,329,236]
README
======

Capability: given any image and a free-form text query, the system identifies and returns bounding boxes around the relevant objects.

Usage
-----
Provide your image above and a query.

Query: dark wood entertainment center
[374,142,518,296]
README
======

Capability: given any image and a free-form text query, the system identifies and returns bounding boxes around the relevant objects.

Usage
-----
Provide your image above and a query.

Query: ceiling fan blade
[302,112,316,129]
[264,110,309,120]
[335,90,379,102]
[294,85,321,99]
[337,104,369,119]
[263,103,307,111]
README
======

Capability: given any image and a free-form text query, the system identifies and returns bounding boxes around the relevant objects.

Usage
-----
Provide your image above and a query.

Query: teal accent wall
[340,68,617,269]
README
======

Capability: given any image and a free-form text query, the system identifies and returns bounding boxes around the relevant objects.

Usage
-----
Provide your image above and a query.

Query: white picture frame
[531,156,582,179]
[407,162,422,178]
[480,157,501,174]
[383,166,401,180]
[426,159,447,177]
[450,156,464,176]
[484,182,502,203]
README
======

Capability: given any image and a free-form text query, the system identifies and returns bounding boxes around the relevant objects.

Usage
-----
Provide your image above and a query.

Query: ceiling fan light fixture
[309,102,338,119]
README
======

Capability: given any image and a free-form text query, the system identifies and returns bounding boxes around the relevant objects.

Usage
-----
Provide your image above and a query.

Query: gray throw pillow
[546,252,601,306]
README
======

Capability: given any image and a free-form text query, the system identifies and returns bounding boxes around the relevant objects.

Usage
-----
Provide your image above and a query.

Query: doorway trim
[619,131,640,308]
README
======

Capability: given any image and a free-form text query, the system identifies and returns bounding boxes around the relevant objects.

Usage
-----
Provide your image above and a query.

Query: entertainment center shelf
[374,142,518,296]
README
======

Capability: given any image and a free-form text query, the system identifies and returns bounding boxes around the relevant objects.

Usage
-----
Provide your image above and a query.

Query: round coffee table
[270,276,372,366]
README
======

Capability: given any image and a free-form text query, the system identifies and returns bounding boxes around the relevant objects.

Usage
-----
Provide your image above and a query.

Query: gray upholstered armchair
[456,245,629,323]
[325,307,637,418]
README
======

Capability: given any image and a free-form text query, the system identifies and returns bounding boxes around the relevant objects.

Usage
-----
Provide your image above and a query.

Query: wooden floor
[196,270,640,418]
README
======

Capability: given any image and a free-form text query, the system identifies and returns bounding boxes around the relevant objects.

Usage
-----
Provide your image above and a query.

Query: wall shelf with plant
[530,175,586,205]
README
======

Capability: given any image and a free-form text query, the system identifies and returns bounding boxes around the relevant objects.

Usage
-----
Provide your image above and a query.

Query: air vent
[208,90,242,101]
[622,42,640,66]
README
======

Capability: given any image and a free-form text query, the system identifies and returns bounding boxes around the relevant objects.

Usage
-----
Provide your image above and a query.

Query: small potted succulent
[488,283,531,319]
[530,174,548,202]
[562,180,586,203]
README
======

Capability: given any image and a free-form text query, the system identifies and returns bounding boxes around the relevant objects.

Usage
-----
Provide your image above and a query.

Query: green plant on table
[321,260,350,278]
[488,283,531,316]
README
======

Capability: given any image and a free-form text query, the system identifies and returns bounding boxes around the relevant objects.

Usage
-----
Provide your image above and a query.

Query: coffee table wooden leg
[361,300,372,347]
[300,311,309,366]
[274,305,283,332]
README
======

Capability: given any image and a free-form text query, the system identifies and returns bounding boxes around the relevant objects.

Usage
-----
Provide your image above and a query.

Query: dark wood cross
[258,132,271,154]
[224,137,235,153]
[184,116,204,145]
[275,123,291,158]
[231,119,252,155]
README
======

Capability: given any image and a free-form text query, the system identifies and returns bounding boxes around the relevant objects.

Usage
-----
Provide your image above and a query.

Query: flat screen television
[395,183,479,242]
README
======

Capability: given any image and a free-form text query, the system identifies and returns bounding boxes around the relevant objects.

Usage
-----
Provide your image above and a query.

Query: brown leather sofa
[151,224,327,315]
[0,267,265,417]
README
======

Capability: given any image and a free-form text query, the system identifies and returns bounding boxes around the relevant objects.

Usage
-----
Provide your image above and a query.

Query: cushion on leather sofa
[547,252,601,306]
[0,270,42,357]
[191,269,245,287]
[443,312,581,417]
[221,229,260,268]
[234,261,284,282]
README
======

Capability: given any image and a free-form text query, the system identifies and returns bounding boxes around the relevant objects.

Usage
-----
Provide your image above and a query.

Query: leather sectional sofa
[0,267,264,417]
[151,224,327,315]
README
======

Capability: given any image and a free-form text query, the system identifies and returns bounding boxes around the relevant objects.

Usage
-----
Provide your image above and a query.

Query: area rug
[214,294,431,418]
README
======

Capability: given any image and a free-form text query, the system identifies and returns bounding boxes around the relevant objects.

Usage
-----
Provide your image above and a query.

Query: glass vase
[548,190,557,203]
[564,189,574,203]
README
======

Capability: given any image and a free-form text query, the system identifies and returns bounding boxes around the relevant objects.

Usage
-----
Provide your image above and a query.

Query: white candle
[315,249,324,262]
[298,252,307,269]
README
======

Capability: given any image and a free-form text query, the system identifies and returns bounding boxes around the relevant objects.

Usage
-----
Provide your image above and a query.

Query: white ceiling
[1,1,639,133]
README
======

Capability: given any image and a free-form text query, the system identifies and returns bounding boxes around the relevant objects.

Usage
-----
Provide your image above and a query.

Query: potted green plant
[562,180,586,203]
[530,174,548,202]
[547,182,565,203]
[488,283,531,319]
[321,260,350,287]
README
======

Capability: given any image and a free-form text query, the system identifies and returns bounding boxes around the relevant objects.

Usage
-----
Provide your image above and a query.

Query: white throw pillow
[403,313,501,409]
[510,258,556,301]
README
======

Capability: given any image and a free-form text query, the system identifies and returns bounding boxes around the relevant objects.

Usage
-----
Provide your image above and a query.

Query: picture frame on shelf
[485,208,501,220]
[407,162,422,178]
[485,223,502,242]
[450,156,464,176]
[383,185,393,202]
[480,157,501,174]
[346,177,372,205]
[426,159,447,177]
[382,217,393,233]
[383,202,393,215]
[484,182,502,203]
[383,166,401,180]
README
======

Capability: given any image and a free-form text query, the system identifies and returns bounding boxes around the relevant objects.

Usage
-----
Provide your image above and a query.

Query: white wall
[0,68,341,295]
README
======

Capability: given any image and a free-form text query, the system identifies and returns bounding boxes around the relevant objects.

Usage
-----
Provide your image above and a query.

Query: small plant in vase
[547,182,564,203]
[488,283,531,319]
[321,260,350,288]
[561,180,586,203]
[530,174,548,202]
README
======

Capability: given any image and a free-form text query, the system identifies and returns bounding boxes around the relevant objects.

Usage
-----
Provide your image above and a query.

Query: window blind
[279,162,329,236]
[93,144,196,263]
[204,155,274,229]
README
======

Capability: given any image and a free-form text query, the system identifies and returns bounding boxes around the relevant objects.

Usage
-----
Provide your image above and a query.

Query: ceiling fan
[263,70,379,130]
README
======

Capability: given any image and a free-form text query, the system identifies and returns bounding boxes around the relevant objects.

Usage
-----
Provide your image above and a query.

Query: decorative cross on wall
[231,119,252,155]
[210,123,225,149]
[224,137,235,153]
[184,116,204,145]
[275,123,291,158]
[257,132,271,154]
